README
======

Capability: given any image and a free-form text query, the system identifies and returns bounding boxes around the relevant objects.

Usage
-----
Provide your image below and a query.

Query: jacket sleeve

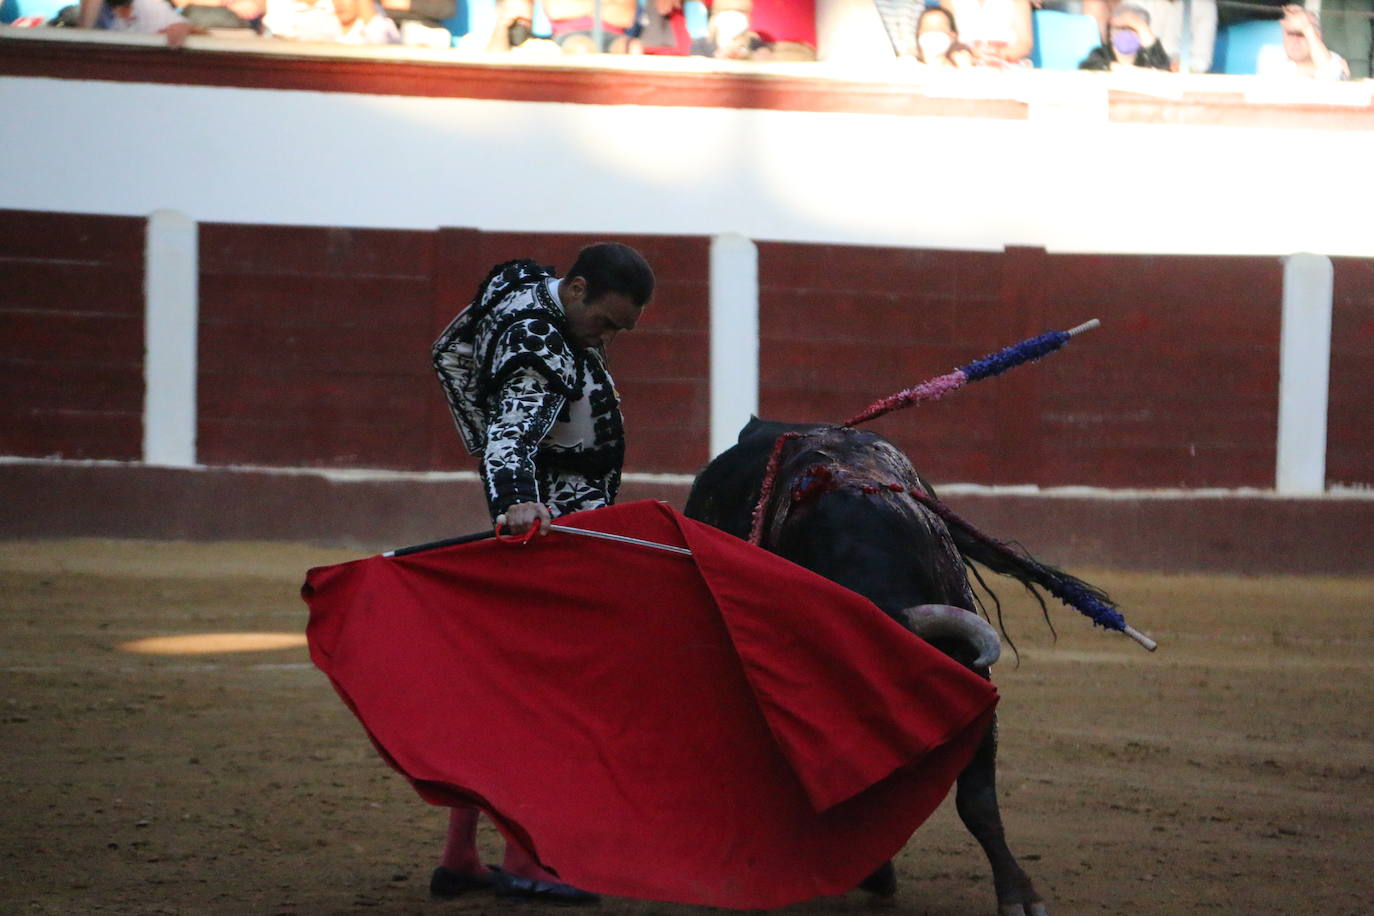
[486,316,578,402]
[482,367,567,518]
[1143,40,1172,70]
[1078,45,1112,70]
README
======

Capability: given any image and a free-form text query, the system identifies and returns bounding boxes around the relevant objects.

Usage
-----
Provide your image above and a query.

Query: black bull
[686,418,1067,916]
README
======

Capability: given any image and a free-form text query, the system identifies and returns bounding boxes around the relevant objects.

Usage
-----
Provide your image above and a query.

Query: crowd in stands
[1,0,1358,79]
[891,0,1350,78]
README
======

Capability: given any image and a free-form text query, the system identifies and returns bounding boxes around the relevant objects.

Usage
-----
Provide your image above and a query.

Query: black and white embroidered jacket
[432,259,625,520]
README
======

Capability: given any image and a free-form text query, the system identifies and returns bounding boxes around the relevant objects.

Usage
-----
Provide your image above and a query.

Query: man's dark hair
[106,0,135,9]
[567,243,655,308]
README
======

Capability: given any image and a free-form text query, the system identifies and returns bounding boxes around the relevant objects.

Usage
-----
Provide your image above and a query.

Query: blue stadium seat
[0,0,73,24]
[1211,18,1282,74]
[445,0,551,45]
[683,0,708,39]
[1030,9,1102,70]
[442,0,489,40]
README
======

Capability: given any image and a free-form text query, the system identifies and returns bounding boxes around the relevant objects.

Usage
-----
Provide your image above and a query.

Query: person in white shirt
[1257,4,1350,80]
[941,0,1033,64]
[103,0,193,46]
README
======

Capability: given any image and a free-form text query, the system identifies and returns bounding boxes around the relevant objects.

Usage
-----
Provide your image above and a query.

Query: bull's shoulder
[737,416,825,446]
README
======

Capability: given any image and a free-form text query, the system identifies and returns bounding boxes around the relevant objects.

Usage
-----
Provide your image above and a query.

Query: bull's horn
[896,604,1001,669]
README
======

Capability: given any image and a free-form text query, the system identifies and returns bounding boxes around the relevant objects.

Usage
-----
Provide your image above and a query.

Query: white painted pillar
[143,209,199,467]
[709,233,759,459]
[1276,252,1333,495]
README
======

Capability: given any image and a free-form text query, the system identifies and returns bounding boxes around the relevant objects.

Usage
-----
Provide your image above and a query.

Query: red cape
[302,500,997,909]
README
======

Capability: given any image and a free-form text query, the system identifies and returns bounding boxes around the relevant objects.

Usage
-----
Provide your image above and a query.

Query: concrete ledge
[4,461,1371,574]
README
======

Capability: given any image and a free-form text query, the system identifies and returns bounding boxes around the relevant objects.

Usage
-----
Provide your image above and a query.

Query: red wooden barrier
[0,209,145,460]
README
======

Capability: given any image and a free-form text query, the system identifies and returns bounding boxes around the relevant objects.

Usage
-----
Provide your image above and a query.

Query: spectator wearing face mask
[914,6,975,67]
[1079,2,1170,70]
[1130,0,1216,74]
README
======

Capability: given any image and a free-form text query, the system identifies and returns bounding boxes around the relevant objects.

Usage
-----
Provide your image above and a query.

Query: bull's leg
[955,713,1048,916]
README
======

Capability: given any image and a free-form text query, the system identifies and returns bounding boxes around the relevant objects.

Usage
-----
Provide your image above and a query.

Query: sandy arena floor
[2,539,1371,915]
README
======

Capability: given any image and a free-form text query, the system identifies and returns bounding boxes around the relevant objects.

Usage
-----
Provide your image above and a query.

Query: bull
[686,417,1110,916]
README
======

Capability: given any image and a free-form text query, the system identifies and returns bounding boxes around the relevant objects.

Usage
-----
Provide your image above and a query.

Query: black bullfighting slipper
[489,866,600,906]
[429,864,496,898]
[858,860,898,897]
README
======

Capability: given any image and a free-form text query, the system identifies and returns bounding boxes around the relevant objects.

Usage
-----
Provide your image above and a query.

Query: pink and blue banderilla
[842,320,1101,428]
[837,318,1156,651]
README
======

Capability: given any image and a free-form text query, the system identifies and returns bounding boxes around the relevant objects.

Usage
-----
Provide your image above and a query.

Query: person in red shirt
[640,0,815,57]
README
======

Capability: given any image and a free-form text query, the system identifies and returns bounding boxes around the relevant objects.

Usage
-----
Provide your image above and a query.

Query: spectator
[543,0,639,53]
[689,3,816,60]
[101,0,194,46]
[690,8,763,57]
[263,0,398,42]
[1079,2,1170,69]
[478,0,621,54]
[874,0,923,58]
[483,0,531,49]
[1257,4,1350,79]
[1131,0,1216,73]
[743,0,816,50]
[336,0,399,43]
[376,0,453,35]
[173,0,264,31]
[940,0,1033,64]
[482,0,561,53]
[915,6,975,67]
[637,0,695,55]
[263,0,344,39]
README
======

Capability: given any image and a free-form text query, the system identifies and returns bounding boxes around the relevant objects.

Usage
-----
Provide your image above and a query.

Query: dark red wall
[0,209,145,460]
[1329,257,1374,489]
[198,222,439,470]
[197,225,710,475]
[758,243,1284,489]
[4,207,1371,491]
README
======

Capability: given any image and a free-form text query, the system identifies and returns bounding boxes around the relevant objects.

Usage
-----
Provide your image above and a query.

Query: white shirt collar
[546,276,566,313]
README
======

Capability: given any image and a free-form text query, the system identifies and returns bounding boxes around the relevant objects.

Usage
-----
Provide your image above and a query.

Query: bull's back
[684,418,825,538]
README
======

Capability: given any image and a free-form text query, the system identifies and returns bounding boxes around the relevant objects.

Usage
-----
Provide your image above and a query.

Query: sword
[383,524,691,558]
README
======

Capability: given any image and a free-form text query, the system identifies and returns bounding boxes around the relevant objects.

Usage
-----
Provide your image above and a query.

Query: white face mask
[918,31,953,60]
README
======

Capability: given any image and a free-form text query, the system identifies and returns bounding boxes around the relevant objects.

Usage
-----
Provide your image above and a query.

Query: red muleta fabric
[302,500,997,909]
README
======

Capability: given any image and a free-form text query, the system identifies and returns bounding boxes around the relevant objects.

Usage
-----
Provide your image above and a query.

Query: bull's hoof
[998,900,1048,915]
[857,860,897,897]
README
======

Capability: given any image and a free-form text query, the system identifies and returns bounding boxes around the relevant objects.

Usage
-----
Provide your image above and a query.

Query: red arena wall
[196,223,711,475]
[3,208,1372,493]
[1328,256,1374,490]
[758,243,1285,489]
[0,210,146,461]
[198,222,439,471]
